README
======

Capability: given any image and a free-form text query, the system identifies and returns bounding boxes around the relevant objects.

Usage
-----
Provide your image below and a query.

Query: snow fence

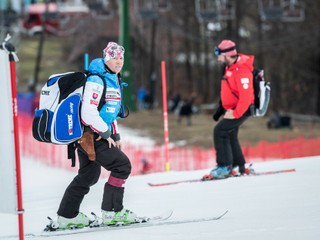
[19,113,320,176]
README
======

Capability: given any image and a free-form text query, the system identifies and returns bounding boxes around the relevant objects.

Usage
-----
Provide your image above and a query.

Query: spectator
[137,86,147,110]
[177,92,197,126]
[169,93,181,112]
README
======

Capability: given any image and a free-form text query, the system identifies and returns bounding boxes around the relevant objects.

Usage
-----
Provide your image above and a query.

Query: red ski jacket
[220,53,255,119]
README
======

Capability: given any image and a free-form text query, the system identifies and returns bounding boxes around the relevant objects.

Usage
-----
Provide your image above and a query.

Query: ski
[5,210,227,238]
[148,168,296,187]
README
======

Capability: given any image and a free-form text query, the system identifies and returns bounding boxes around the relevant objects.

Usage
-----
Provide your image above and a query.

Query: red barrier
[19,114,320,175]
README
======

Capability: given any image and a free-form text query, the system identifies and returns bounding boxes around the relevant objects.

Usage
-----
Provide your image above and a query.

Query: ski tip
[213,210,229,220]
[165,209,174,218]
[282,168,296,173]
[159,209,174,220]
[221,210,228,217]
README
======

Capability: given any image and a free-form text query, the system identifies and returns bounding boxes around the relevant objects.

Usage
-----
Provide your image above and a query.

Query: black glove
[213,101,225,122]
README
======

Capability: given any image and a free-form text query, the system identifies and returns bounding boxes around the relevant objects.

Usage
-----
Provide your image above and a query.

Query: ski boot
[102,209,137,226]
[202,166,232,180]
[44,212,90,231]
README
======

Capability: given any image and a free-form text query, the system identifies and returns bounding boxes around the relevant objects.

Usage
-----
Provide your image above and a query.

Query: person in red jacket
[203,40,254,180]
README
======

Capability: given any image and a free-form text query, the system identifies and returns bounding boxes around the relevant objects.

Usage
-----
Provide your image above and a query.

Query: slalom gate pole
[3,35,24,240]
[161,61,170,172]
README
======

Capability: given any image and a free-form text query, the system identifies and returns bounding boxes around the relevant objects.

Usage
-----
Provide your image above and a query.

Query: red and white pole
[161,61,170,172]
[3,36,24,240]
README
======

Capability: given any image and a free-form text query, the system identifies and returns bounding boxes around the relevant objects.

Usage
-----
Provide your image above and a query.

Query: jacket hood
[88,58,109,76]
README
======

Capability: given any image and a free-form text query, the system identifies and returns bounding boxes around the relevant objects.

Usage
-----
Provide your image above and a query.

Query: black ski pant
[57,137,131,218]
[213,113,250,168]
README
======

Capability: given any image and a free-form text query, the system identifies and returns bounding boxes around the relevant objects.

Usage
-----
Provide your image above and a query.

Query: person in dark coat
[177,93,197,126]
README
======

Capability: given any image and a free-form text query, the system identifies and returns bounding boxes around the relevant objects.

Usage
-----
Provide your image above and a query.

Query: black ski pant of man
[213,112,250,169]
[57,138,131,218]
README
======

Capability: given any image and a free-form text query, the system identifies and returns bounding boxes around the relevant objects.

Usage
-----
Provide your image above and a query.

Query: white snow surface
[1,155,320,240]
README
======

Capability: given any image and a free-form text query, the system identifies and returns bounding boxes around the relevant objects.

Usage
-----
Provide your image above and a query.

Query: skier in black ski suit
[55,42,136,230]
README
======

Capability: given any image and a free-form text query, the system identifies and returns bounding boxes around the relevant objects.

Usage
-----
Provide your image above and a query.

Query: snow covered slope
[1,156,320,240]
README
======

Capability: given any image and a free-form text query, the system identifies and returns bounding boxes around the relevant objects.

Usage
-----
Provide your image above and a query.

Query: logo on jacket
[241,78,249,89]
[92,93,99,99]
[106,107,116,113]
[226,71,232,77]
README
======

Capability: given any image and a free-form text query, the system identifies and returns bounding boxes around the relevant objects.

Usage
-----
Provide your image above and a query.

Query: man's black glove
[213,101,225,122]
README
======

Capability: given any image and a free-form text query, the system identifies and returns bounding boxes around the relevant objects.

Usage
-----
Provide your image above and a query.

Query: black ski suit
[57,137,131,218]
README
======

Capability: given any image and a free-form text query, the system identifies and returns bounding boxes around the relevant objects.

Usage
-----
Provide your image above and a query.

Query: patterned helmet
[103,42,125,62]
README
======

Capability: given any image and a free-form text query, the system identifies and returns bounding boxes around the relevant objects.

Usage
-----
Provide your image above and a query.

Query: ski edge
[148,168,296,187]
[148,179,201,187]
[2,210,227,239]
[4,210,174,238]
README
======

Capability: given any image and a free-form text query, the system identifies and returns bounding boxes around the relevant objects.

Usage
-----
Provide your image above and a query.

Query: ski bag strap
[67,142,76,167]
